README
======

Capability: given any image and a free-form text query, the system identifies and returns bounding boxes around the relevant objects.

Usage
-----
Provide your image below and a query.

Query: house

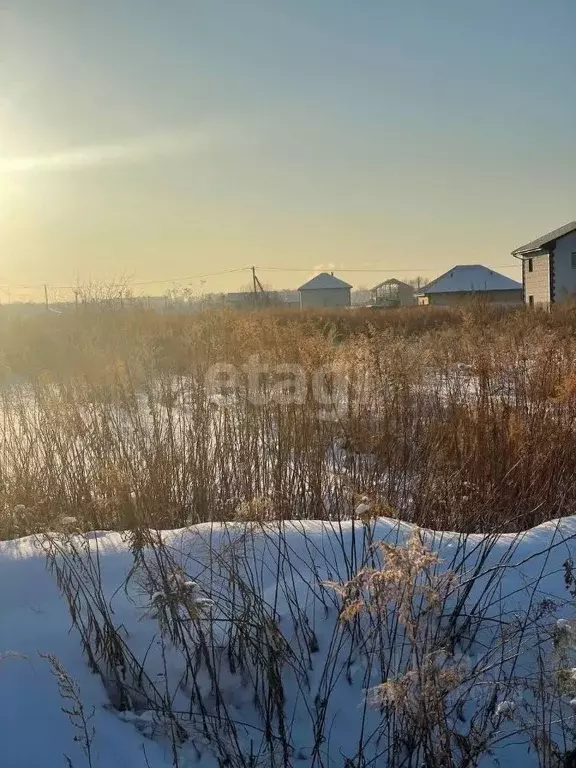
[417,265,522,306]
[370,278,415,308]
[298,272,352,308]
[511,221,576,306]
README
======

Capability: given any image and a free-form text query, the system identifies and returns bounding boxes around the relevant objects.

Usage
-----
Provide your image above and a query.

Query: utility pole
[252,266,258,308]
[251,266,269,308]
[44,284,49,310]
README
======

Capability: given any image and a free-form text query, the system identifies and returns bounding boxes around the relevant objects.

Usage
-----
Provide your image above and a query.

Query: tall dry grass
[2,302,576,538]
[43,518,573,767]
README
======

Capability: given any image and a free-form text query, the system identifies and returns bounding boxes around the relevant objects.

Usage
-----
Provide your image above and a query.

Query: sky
[0,0,574,300]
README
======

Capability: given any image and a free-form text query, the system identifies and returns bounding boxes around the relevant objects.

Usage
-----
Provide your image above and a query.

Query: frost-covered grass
[2,515,576,767]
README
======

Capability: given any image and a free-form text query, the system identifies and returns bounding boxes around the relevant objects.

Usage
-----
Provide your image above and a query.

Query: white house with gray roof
[417,265,522,307]
[298,272,352,308]
[512,221,576,307]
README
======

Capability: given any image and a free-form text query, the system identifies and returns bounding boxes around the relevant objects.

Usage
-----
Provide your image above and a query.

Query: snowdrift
[1,516,576,767]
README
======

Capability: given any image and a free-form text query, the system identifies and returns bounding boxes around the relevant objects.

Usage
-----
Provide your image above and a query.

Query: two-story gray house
[512,221,576,306]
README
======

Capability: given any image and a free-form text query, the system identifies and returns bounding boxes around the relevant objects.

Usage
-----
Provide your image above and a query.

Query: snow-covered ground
[2,517,576,767]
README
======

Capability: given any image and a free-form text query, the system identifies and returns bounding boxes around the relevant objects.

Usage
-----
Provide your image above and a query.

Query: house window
[528,295,534,307]
[528,259,533,273]
[571,252,576,269]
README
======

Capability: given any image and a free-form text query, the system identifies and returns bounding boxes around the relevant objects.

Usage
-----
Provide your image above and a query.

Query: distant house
[512,221,576,307]
[298,272,352,308]
[370,278,415,308]
[417,265,522,307]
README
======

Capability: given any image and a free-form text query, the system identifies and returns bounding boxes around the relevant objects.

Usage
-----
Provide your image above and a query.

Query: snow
[298,272,352,291]
[1,516,576,766]
[495,700,516,717]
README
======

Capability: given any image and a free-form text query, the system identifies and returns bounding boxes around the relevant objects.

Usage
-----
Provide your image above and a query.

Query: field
[3,303,576,767]
[1,303,576,537]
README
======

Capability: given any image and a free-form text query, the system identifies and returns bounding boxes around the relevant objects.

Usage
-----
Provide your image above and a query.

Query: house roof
[371,278,413,291]
[298,272,352,291]
[512,221,576,255]
[419,265,522,295]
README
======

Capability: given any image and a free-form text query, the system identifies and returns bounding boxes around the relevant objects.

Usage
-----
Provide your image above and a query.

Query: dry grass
[2,302,576,537]
[43,519,572,767]
[8,301,576,766]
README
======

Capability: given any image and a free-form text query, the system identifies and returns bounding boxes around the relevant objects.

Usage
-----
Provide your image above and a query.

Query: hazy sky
[0,1,574,299]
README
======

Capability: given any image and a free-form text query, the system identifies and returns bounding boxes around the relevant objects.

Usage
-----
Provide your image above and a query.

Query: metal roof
[512,221,576,255]
[419,265,522,295]
[298,272,352,291]
[371,278,413,291]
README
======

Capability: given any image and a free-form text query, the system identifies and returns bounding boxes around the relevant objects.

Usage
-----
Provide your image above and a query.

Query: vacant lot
[4,303,576,768]
[1,302,576,538]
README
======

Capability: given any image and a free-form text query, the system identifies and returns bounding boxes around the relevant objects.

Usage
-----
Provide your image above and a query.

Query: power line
[257,265,520,274]
[128,266,251,287]
[0,266,252,292]
[0,262,522,293]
